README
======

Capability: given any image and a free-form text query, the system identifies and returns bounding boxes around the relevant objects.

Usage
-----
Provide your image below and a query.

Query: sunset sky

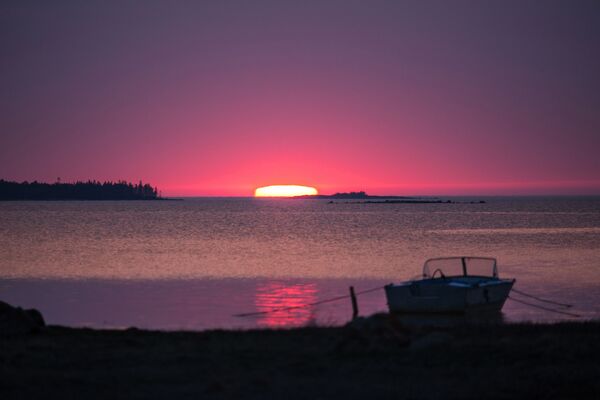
[1,1,599,196]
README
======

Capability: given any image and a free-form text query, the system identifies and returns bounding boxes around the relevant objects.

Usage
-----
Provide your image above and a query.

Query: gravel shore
[1,312,599,400]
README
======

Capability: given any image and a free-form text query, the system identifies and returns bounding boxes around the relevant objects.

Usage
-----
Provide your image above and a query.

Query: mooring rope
[233,285,386,318]
[511,288,573,308]
[233,283,581,319]
[507,296,581,318]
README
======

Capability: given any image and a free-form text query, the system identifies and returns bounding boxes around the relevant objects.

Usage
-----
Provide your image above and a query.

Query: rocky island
[293,191,485,204]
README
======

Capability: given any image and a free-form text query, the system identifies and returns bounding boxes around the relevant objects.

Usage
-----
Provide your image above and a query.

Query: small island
[293,191,485,204]
[293,191,410,200]
[0,179,162,201]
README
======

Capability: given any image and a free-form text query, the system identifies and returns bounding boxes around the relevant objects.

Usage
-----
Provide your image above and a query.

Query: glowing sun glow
[254,185,318,197]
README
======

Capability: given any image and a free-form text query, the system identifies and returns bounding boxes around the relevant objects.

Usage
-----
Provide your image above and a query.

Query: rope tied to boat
[233,285,386,318]
[507,296,581,318]
[233,283,582,319]
[511,288,573,308]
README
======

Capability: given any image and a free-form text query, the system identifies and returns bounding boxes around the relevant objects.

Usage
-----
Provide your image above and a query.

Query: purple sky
[1,1,599,195]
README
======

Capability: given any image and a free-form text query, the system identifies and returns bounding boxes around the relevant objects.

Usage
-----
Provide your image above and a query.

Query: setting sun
[254,185,318,197]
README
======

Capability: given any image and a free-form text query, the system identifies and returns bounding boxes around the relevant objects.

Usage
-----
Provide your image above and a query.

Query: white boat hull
[385,278,514,314]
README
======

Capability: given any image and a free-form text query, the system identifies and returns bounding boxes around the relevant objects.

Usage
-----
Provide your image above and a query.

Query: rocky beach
[1,301,598,400]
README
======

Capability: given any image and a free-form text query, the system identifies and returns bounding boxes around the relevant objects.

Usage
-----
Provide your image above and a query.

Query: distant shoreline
[292,191,411,199]
[329,199,486,204]
[0,179,165,201]
[0,197,183,202]
[290,191,485,204]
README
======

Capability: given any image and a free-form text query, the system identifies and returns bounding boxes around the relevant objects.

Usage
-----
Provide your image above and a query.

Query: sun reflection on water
[255,281,318,328]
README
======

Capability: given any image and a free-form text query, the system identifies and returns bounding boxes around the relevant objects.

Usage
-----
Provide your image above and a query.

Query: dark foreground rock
[0,301,45,336]
[0,311,598,400]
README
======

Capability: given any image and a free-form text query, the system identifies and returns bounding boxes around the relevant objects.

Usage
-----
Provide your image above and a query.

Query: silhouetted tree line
[0,179,160,200]
[330,191,369,199]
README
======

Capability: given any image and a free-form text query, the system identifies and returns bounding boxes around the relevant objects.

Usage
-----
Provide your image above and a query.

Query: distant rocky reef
[293,191,410,199]
[292,191,485,204]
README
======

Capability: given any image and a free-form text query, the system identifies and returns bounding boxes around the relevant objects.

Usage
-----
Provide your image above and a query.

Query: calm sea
[1,197,599,329]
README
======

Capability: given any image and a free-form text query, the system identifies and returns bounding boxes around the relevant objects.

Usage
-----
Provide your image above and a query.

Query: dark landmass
[334,199,486,204]
[0,301,597,400]
[0,179,162,201]
[293,191,412,199]
[294,191,485,204]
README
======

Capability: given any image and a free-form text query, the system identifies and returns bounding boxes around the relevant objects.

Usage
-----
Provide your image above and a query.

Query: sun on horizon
[254,185,318,197]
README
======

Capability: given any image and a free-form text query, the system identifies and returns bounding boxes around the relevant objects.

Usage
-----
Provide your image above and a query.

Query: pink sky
[1,2,599,196]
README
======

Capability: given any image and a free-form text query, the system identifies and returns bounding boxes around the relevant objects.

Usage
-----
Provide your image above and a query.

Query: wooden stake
[350,286,359,320]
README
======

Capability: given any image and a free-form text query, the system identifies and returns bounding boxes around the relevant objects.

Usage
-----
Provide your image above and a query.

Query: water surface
[1,197,599,329]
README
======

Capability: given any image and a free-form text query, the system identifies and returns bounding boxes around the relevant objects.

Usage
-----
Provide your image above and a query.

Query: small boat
[385,257,515,313]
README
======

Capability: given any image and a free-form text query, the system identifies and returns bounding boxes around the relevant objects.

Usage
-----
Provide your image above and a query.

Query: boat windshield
[423,257,498,278]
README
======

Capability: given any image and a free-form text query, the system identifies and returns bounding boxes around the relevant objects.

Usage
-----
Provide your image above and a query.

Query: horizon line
[166,193,600,198]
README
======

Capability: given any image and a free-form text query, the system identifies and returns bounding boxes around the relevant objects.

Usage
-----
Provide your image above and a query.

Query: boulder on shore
[0,300,45,336]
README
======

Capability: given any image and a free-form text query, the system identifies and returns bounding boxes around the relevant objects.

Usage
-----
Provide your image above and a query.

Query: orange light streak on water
[254,282,318,327]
